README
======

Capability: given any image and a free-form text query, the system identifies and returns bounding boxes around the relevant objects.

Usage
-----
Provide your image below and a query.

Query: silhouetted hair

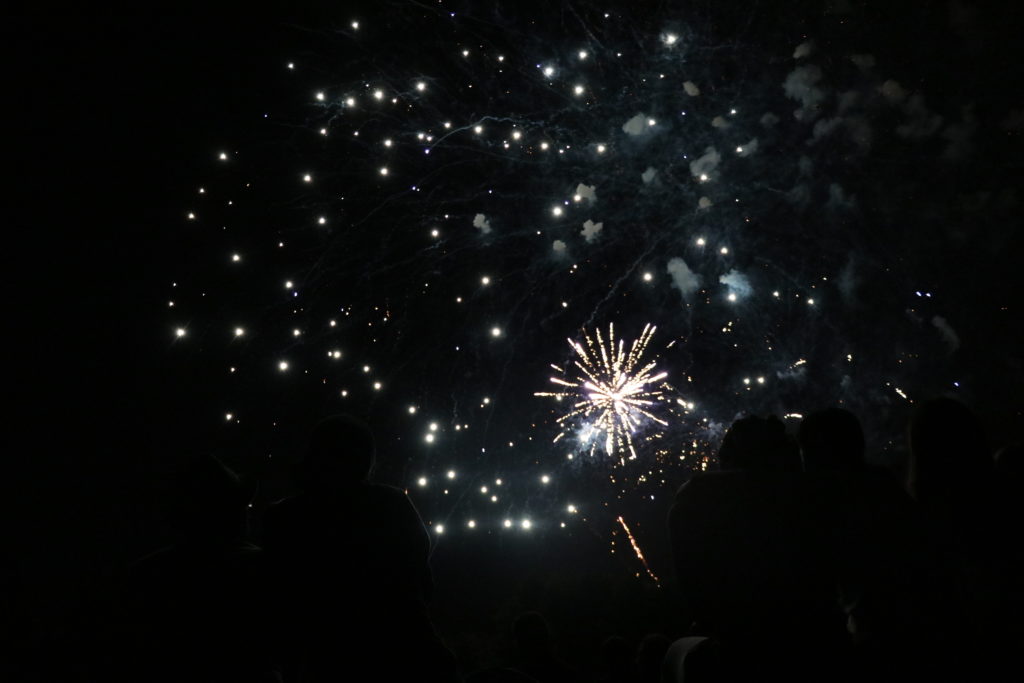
[718,415,799,472]
[908,397,990,502]
[296,414,376,490]
[798,408,865,472]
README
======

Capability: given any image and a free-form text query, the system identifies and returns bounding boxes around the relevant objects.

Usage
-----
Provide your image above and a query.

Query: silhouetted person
[124,454,274,682]
[263,414,455,681]
[906,398,1014,678]
[669,416,846,680]
[509,612,578,683]
[797,409,953,677]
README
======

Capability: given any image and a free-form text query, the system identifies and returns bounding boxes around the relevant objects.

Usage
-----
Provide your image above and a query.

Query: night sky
[11,0,1024,653]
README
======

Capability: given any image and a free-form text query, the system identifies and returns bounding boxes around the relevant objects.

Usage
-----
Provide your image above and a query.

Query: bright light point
[416,82,426,91]
[736,146,744,153]
[318,217,326,225]
[567,504,577,513]
[373,89,384,100]
[443,121,452,128]
[225,413,233,421]
[543,66,555,77]
[561,301,568,308]
[521,520,532,530]
[379,167,388,176]
[408,406,417,414]
[330,350,342,359]
[340,390,348,397]
[578,50,588,59]
[497,55,505,62]
[234,327,244,337]
[503,519,513,528]
[482,397,491,404]
[292,329,301,337]
[552,207,563,217]
[512,130,522,140]
[175,328,186,337]
[285,280,293,289]
[447,470,456,479]
[491,327,502,337]
[481,276,491,285]
[743,377,751,385]
[474,125,483,134]
[540,142,549,150]
[425,434,435,443]
[699,173,709,182]
[541,475,550,484]
[329,320,337,327]
[467,520,476,528]
[757,376,765,384]
[231,253,241,262]
[279,361,289,371]
[345,97,355,107]
[696,237,706,246]
[496,479,503,486]
[187,212,196,220]
[720,247,729,254]
[435,524,443,534]
[648,118,656,126]
[363,365,370,372]
[429,422,438,431]
[430,229,440,237]
[727,293,737,302]
[373,382,382,390]
[319,128,327,136]
[773,291,780,297]
[315,92,325,101]
[417,477,427,486]
[643,272,653,282]
[462,50,470,57]
[287,63,294,69]
[351,21,359,29]
[730,108,737,114]
[303,174,312,182]
[807,298,815,305]
[596,144,607,153]
[664,33,679,45]
[383,139,392,147]
[574,85,584,95]
[218,152,228,161]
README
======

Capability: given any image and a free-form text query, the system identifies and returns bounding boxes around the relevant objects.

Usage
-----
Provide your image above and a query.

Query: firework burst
[537,324,670,462]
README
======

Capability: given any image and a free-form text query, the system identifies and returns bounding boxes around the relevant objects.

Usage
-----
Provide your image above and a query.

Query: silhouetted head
[601,635,633,677]
[798,408,865,472]
[718,415,799,472]
[174,454,251,545]
[636,633,671,682]
[296,414,376,492]
[513,611,552,656]
[994,442,1023,477]
[908,397,990,503]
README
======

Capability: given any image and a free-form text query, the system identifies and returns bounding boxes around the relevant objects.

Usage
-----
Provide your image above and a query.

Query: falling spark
[617,516,660,584]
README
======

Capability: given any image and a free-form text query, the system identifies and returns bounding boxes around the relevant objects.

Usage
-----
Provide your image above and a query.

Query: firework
[537,323,669,463]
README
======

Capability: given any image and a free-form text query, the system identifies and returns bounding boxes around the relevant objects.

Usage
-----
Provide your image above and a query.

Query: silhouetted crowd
[57,399,1022,681]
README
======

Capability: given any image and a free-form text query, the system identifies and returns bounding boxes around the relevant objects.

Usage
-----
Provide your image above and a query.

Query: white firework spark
[536,323,669,462]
